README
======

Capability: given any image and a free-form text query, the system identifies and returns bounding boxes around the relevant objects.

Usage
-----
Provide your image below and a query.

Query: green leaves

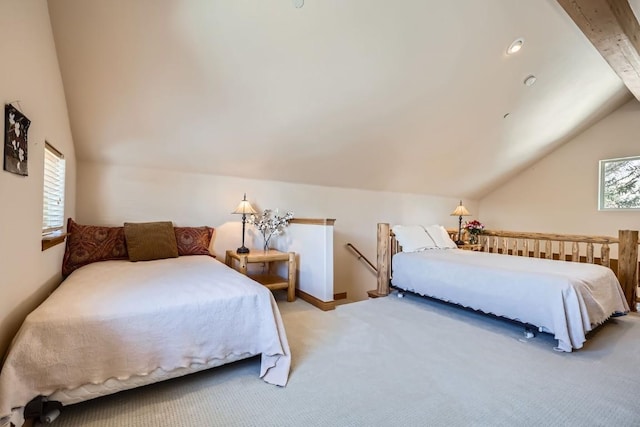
[602,158,640,209]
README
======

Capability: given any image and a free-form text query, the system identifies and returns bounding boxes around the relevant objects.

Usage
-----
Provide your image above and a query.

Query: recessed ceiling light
[524,75,537,86]
[507,38,524,55]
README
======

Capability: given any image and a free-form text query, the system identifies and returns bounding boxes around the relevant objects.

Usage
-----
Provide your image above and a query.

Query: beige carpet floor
[51,291,640,426]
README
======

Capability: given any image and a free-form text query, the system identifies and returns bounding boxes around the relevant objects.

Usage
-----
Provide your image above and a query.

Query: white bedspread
[392,249,629,352]
[0,256,290,426]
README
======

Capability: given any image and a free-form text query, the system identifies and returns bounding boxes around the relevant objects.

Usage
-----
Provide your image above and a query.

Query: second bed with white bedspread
[392,249,629,352]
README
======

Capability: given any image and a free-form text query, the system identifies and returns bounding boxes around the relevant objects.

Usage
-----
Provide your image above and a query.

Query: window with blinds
[42,142,66,234]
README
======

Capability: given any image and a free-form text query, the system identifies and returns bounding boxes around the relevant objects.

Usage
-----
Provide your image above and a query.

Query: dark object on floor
[24,396,62,424]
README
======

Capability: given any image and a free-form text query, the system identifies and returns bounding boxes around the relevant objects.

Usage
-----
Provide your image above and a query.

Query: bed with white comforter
[392,249,629,352]
[0,256,290,426]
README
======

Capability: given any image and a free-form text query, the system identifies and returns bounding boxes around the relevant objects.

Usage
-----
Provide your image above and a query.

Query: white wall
[0,1,76,356]
[480,99,640,238]
[272,222,334,302]
[76,161,478,301]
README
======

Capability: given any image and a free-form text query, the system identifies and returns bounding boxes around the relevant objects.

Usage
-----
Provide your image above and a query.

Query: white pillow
[392,225,437,252]
[424,225,458,249]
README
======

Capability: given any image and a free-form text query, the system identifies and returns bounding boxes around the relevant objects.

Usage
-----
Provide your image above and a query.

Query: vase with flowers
[464,219,485,244]
[248,208,294,251]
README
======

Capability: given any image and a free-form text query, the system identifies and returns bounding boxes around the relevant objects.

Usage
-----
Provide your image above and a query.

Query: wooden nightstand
[225,249,296,302]
[457,243,482,251]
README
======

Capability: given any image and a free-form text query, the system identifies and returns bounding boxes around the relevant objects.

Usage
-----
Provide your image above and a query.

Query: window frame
[42,141,66,245]
[598,155,640,211]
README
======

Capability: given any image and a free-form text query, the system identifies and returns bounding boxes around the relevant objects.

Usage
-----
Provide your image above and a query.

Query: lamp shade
[451,201,471,217]
[232,194,257,215]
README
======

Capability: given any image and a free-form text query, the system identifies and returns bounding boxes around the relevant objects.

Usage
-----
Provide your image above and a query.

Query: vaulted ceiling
[48,0,636,198]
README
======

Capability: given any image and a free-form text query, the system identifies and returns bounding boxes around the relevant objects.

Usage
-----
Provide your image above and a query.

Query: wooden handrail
[481,229,619,244]
[346,243,377,273]
[446,228,622,245]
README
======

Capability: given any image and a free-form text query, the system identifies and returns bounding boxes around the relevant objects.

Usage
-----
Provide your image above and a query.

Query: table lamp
[450,200,471,245]
[232,193,257,254]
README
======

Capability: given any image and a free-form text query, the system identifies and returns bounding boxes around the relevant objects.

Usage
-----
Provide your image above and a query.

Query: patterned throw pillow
[62,218,128,277]
[174,226,215,256]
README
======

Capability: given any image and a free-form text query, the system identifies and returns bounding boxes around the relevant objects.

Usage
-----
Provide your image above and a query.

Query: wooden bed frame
[372,223,639,311]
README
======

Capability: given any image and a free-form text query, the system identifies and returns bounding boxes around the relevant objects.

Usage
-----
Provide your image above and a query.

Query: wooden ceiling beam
[557,0,640,100]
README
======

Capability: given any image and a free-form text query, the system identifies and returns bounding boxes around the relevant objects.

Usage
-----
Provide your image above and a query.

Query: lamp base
[237,246,250,254]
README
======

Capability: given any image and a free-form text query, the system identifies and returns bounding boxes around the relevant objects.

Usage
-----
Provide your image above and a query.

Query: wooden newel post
[618,230,638,312]
[375,223,390,297]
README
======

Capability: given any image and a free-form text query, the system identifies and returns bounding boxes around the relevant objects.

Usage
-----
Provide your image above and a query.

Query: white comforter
[392,249,629,352]
[0,256,290,426]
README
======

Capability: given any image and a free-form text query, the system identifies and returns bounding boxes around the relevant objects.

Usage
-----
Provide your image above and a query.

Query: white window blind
[42,142,66,233]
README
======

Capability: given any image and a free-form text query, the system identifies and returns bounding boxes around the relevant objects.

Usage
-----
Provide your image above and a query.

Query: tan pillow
[124,221,179,262]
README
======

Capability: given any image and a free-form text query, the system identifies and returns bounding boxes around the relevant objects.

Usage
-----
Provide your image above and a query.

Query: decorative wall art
[4,104,30,176]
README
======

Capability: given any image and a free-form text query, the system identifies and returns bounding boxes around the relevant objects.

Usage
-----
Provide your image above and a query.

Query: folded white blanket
[0,256,290,426]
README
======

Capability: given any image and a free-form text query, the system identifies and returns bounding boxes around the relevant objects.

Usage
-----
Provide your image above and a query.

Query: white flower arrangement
[248,209,294,250]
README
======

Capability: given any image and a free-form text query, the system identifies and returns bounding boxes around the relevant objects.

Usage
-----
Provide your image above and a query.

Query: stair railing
[346,243,377,273]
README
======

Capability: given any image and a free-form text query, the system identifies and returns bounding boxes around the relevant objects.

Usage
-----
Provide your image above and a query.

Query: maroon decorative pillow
[62,218,128,277]
[174,226,214,256]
